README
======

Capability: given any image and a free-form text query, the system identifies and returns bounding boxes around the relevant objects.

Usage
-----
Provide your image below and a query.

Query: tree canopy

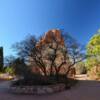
[12,29,85,77]
[87,33,100,55]
[86,32,100,70]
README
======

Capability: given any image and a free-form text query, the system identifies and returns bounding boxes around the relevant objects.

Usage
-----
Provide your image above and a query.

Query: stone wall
[10,83,66,95]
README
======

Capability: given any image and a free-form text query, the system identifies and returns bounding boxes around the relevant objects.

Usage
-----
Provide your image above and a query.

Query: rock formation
[36,29,64,48]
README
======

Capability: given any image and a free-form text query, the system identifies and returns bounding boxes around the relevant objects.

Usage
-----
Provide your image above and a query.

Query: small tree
[86,31,100,78]
[86,33,100,69]
[62,32,86,75]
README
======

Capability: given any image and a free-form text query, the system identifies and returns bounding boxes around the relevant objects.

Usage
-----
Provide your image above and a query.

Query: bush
[12,58,32,78]
[97,72,100,77]
[11,75,57,86]
[5,67,14,75]
[87,66,100,80]
[11,74,77,90]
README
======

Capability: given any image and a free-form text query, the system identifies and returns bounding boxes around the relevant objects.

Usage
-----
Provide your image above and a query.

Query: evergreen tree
[0,47,3,71]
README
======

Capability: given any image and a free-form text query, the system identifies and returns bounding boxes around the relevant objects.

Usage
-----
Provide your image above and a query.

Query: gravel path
[0,75,100,100]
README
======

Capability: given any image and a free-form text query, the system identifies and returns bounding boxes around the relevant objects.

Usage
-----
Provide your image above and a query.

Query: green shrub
[5,67,14,75]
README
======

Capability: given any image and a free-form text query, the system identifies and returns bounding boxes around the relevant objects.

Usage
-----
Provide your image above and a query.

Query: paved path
[75,74,89,80]
[0,75,100,100]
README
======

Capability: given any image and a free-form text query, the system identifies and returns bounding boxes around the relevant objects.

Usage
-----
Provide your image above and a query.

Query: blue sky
[0,0,100,57]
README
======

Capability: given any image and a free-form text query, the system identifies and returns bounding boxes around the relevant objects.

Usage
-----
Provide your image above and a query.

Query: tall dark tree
[0,47,3,71]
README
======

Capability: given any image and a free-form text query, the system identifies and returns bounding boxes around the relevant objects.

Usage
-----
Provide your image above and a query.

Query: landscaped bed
[10,83,66,94]
[9,75,77,95]
[8,29,79,95]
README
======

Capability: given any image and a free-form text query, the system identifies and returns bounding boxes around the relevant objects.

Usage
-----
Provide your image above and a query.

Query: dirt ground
[0,75,100,100]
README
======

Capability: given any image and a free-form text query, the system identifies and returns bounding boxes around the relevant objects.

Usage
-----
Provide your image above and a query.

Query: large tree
[13,30,86,77]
